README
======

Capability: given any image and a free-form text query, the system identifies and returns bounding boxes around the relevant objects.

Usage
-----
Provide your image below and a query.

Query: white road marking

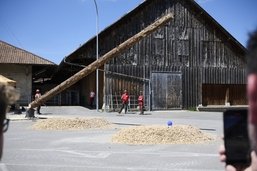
[20,148,218,157]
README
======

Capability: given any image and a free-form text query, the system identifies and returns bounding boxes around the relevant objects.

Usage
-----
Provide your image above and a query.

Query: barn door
[151,72,182,110]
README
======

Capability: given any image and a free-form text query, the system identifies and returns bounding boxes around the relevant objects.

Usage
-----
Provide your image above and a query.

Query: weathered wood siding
[202,68,246,84]
[105,0,245,109]
[74,0,246,109]
[202,84,247,106]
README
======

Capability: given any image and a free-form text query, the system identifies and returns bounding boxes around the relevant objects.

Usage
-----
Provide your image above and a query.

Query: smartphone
[223,109,251,166]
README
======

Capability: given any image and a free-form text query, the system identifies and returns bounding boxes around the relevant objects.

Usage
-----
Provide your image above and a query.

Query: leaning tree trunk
[28,13,173,109]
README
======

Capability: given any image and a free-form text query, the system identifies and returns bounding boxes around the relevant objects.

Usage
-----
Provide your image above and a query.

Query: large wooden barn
[54,0,247,110]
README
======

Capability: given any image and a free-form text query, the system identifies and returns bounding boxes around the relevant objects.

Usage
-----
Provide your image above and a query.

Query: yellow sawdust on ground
[31,117,111,130]
[112,125,215,144]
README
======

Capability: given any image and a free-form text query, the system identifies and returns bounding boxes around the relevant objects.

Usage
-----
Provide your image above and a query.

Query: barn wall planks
[71,0,246,109]
[105,0,246,109]
[202,68,246,84]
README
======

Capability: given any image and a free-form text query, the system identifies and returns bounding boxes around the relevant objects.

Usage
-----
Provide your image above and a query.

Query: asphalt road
[2,106,225,171]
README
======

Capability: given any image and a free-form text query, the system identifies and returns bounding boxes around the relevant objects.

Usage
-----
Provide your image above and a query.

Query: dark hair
[247,28,257,74]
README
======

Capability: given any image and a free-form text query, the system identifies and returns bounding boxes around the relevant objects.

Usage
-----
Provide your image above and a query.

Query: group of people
[34,89,144,114]
[118,90,144,115]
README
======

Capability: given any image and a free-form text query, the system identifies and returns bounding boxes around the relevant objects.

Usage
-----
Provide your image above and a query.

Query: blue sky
[0,0,257,64]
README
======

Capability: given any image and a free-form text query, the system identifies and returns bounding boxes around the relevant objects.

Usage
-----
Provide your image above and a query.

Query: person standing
[138,91,144,115]
[35,89,42,114]
[89,90,95,108]
[119,90,129,114]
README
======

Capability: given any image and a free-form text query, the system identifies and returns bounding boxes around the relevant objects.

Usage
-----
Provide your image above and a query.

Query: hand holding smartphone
[223,109,251,167]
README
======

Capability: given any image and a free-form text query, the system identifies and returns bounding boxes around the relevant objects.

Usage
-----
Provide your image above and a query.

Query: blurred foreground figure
[246,28,257,171]
[219,28,257,171]
[0,83,19,159]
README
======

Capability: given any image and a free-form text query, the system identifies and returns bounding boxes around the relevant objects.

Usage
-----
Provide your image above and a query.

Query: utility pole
[93,0,99,111]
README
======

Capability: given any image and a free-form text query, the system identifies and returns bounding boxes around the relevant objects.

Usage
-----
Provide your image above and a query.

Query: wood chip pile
[31,118,110,130]
[112,125,214,144]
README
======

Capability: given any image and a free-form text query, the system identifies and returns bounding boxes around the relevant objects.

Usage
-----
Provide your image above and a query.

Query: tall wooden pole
[29,13,173,109]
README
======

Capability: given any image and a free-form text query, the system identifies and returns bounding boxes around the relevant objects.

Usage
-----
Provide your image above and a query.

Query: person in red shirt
[138,91,144,115]
[118,90,129,114]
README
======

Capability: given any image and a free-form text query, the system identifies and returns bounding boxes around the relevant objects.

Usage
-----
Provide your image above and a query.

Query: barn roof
[0,40,56,65]
[63,0,246,63]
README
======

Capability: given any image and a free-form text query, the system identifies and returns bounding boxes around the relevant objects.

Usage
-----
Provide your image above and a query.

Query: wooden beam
[29,13,173,109]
